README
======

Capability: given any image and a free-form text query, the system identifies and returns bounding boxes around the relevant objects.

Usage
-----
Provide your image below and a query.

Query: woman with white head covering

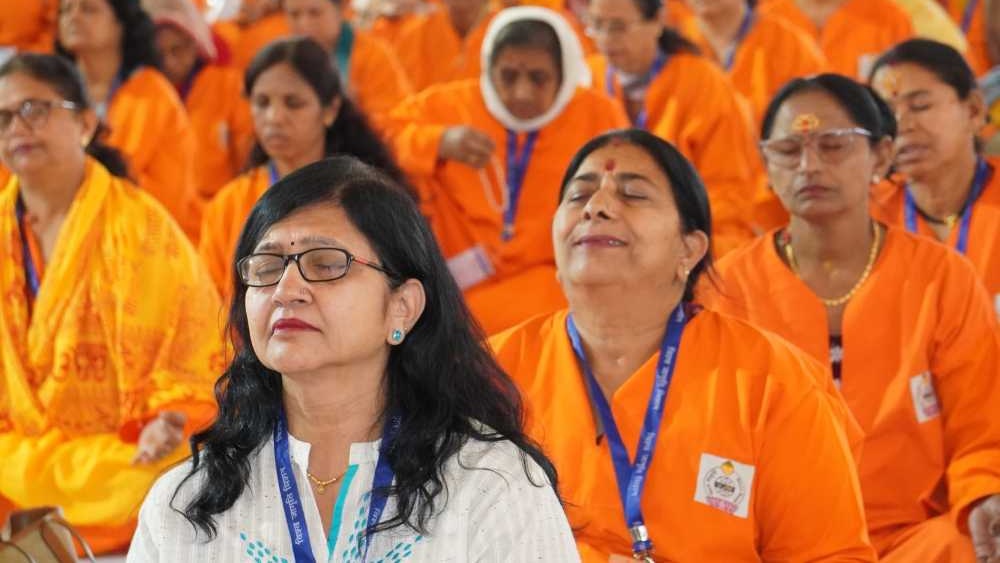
[388,6,628,335]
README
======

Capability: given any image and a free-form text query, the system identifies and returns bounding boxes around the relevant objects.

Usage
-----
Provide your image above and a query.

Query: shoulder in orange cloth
[759,0,914,79]
[490,308,875,561]
[0,0,58,54]
[199,166,272,298]
[368,12,420,45]
[105,66,200,239]
[708,226,1000,560]
[212,11,291,71]
[347,29,413,127]
[871,158,1000,313]
[589,52,761,255]
[388,80,627,333]
[0,159,223,554]
[184,64,255,206]
[393,7,497,92]
[941,0,993,76]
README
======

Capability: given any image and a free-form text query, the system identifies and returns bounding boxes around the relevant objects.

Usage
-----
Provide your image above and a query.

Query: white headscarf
[142,0,218,61]
[479,6,592,133]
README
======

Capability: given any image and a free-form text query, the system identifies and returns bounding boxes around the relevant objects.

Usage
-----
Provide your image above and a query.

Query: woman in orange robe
[199,37,407,299]
[393,0,498,91]
[388,7,628,334]
[148,0,255,211]
[284,0,412,129]
[707,73,1000,562]
[57,0,200,239]
[0,53,221,555]
[758,0,914,79]
[869,39,1000,317]
[491,128,875,562]
[584,0,761,255]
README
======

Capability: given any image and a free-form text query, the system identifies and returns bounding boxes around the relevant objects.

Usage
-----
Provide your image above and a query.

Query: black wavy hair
[869,38,977,101]
[55,0,162,77]
[592,0,699,56]
[0,53,130,178]
[243,37,410,190]
[176,155,558,537]
[558,128,713,302]
[488,19,563,81]
[761,73,897,143]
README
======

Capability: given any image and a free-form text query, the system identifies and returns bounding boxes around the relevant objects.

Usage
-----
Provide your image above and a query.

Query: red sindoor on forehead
[604,159,616,171]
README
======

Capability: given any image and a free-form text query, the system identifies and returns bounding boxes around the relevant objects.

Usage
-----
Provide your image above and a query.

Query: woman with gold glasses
[707,73,1000,562]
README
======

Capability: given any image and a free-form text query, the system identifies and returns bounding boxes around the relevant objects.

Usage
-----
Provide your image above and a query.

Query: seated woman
[147,0,255,205]
[199,36,408,299]
[584,0,762,254]
[128,156,578,561]
[389,7,628,334]
[707,73,1000,561]
[284,0,412,130]
[57,0,201,239]
[490,128,874,561]
[0,53,221,555]
[868,39,1000,318]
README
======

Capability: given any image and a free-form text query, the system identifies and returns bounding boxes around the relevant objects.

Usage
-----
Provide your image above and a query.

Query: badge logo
[694,454,754,518]
[909,371,941,423]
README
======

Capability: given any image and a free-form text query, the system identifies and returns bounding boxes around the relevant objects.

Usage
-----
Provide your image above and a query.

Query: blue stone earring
[390,329,405,344]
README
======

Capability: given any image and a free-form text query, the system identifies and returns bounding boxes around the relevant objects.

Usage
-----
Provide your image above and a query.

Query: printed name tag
[909,372,941,423]
[447,245,494,290]
[694,453,754,518]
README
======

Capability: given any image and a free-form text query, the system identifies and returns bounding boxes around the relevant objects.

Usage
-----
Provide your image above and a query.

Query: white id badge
[0,48,15,67]
[857,54,877,80]
[447,245,494,290]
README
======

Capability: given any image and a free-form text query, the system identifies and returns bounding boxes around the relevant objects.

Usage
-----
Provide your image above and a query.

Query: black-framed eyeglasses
[0,99,80,135]
[237,247,396,287]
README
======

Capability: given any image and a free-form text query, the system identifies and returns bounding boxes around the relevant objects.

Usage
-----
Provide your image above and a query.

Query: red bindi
[604,159,616,172]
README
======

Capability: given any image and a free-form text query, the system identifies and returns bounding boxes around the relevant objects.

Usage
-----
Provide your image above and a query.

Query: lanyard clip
[630,524,654,561]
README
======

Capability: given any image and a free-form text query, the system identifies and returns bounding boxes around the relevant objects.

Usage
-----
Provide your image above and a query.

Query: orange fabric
[347,30,413,128]
[708,226,1000,558]
[213,12,291,71]
[369,14,420,46]
[759,0,914,79]
[105,67,200,240]
[0,159,223,554]
[0,0,57,54]
[184,63,255,209]
[199,165,272,299]
[588,53,760,255]
[393,8,496,92]
[387,80,628,334]
[490,308,876,561]
[677,11,828,127]
[871,159,1000,312]
[942,0,993,76]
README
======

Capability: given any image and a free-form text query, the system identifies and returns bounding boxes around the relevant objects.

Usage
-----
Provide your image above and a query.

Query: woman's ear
[386,278,426,343]
[79,108,99,147]
[872,135,895,180]
[677,229,709,283]
[966,89,988,131]
[323,96,342,128]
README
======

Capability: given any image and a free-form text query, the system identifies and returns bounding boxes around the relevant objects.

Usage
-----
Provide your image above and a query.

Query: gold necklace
[783,221,881,308]
[306,469,346,494]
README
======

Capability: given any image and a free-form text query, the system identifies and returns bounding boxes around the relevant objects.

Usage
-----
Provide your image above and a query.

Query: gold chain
[783,221,881,308]
[306,469,346,494]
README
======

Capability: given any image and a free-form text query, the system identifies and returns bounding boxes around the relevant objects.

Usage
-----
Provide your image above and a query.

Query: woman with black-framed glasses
[707,73,1000,562]
[129,155,579,562]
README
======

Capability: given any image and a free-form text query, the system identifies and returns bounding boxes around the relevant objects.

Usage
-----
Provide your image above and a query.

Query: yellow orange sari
[0,158,224,553]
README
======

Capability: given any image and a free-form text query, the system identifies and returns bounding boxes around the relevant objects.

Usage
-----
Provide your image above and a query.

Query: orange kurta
[870,158,1000,314]
[393,8,495,92]
[941,0,993,76]
[105,66,200,240]
[199,165,272,299]
[759,0,915,79]
[0,0,57,55]
[490,308,875,561]
[183,63,255,208]
[709,226,1000,560]
[0,159,223,554]
[387,80,628,334]
[344,29,413,127]
[213,12,291,71]
[369,13,420,46]
[588,53,760,255]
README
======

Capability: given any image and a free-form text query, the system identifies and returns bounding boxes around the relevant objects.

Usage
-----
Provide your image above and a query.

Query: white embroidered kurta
[127,434,579,562]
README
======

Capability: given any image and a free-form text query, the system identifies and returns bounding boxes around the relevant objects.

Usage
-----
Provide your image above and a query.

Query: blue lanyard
[565,305,689,559]
[723,9,755,71]
[961,0,979,33]
[14,197,41,298]
[268,161,280,185]
[605,52,668,130]
[273,410,401,563]
[904,157,990,255]
[502,130,539,241]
